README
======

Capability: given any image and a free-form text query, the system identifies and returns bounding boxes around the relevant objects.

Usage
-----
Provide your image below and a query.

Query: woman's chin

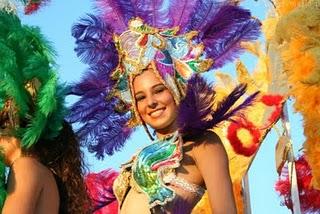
[152,122,177,135]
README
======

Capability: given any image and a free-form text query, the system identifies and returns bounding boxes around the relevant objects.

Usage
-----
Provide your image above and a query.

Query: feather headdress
[70,0,261,158]
[0,10,67,148]
[0,9,67,209]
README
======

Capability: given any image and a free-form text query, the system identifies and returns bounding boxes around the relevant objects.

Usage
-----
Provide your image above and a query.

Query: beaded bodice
[113,133,205,210]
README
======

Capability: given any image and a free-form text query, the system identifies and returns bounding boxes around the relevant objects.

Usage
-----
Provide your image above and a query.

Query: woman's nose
[147,96,157,109]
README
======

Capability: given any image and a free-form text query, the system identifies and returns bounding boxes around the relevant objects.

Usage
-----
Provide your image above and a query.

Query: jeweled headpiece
[69,0,261,158]
[111,17,214,125]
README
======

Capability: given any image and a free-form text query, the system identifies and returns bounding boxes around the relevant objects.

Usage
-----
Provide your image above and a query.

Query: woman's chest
[114,135,205,211]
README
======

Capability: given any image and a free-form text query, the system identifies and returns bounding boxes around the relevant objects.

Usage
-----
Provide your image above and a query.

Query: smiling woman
[69,0,261,213]
[133,68,178,138]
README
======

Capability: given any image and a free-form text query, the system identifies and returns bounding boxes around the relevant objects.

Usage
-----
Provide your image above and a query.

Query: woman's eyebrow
[134,83,165,96]
[134,91,144,96]
[152,83,165,89]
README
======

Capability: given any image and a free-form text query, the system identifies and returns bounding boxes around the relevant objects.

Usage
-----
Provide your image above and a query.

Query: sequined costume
[113,133,205,210]
[69,0,261,212]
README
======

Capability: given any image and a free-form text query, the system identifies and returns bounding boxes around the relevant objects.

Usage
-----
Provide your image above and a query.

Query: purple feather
[67,65,116,124]
[132,0,173,28]
[184,3,261,68]
[67,66,131,158]
[72,14,118,66]
[168,0,198,31]
[204,19,261,68]
[96,0,135,33]
[201,5,253,36]
[70,65,116,97]
[68,96,133,158]
[73,102,133,159]
[68,95,107,123]
[178,74,260,136]
[208,85,260,126]
[68,85,133,158]
[183,0,223,33]
[86,116,134,159]
[177,74,215,135]
[202,5,260,68]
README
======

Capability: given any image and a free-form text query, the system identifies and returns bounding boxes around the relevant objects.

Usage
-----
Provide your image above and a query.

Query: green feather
[0,43,29,116]
[0,11,68,209]
[37,72,58,116]
[0,11,66,148]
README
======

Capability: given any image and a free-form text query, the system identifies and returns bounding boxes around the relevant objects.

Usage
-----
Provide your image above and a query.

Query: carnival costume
[0,2,67,209]
[68,0,268,213]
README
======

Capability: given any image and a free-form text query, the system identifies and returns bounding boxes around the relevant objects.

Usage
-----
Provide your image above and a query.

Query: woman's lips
[149,108,166,118]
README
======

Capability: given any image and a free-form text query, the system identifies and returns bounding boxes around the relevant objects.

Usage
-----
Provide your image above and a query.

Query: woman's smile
[148,107,166,118]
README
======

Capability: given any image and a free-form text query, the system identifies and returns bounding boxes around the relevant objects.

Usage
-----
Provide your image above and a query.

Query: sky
[20,1,305,213]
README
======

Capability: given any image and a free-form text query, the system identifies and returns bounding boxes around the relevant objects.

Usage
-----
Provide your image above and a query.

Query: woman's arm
[193,131,237,214]
[2,157,43,214]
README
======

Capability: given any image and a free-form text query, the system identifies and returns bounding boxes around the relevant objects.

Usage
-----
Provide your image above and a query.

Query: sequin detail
[163,173,205,197]
[131,133,183,208]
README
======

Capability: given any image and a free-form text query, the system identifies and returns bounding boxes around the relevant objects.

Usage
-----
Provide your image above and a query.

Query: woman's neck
[7,149,22,167]
[155,122,178,140]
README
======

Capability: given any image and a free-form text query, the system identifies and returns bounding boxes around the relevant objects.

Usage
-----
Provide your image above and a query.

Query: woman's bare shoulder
[184,130,223,149]
[11,157,52,182]
[184,131,227,164]
[4,158,57,213]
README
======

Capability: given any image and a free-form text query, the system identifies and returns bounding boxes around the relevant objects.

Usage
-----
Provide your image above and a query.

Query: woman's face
[133,68,178,134]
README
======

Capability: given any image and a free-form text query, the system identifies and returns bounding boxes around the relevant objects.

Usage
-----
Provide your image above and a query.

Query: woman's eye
[154,87,165,94]
[135,96,145,102]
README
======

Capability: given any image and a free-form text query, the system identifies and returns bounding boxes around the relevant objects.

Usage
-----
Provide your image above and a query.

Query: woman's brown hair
[31,121,90,213]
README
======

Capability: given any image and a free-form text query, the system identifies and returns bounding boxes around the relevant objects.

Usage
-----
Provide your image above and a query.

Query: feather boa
[274,0,320,189]
[85,169,119,213]
[275,155,320,213]
[23,0,50,14]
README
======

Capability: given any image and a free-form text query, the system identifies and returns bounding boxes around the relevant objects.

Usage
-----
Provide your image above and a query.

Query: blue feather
[78,112,133,159]
[72,14,118,66]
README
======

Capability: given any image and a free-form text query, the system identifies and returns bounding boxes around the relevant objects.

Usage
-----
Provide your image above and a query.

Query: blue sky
[21,1,304,213]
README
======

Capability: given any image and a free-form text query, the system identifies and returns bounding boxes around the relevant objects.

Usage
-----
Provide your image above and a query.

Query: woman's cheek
[137,101,147,118]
